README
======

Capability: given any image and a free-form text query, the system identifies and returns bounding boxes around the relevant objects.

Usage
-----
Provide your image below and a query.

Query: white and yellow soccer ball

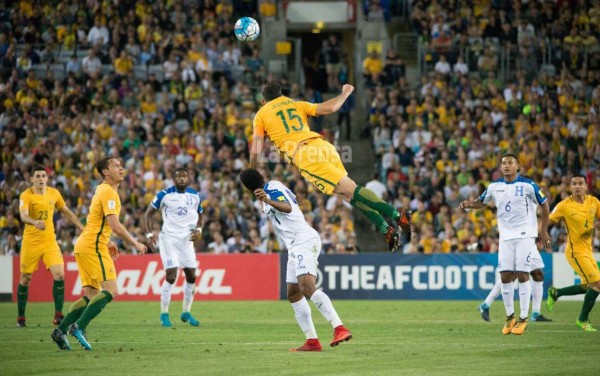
[234,17,260,42]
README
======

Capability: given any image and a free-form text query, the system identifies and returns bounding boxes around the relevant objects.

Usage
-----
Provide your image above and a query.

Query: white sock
[501,283,515,317]
[531,280,543,315]
[291,297,317,339]
[183,282,195,312]
[310,290,343,328]
[161,281,173,313]
[519,280,531,320]
[484,280,502,307]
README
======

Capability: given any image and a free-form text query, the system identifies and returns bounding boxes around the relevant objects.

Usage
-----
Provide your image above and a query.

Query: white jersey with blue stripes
[479,175,547,241]
[151,186,203,238]
[262,180,319,248]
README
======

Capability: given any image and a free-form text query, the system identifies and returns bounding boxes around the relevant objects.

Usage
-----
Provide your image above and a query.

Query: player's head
[95,156,124,182]
[30,165,48,188]
[173,167,190,190]
[570,174,588,196]
[500,153,519,177]
[262,81,282,102]
[240,168,265,192]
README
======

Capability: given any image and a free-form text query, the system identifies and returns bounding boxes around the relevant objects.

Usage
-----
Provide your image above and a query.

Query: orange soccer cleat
[330,325,353,347]
[290,338,323,352]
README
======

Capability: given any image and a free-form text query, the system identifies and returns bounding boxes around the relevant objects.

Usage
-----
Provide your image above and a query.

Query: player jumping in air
[249,81,411,252]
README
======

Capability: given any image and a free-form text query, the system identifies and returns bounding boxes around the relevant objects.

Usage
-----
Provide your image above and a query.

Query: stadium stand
[0,0,358,256]
[1,0,599,256]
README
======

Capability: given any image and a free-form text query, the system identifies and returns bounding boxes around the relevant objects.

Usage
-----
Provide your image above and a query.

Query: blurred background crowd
[0,0,599,256]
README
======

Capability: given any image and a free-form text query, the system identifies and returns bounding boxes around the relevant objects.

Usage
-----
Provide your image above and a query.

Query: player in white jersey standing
[459,154,551,335]
[143,167,204,327]
[240,168,352,351]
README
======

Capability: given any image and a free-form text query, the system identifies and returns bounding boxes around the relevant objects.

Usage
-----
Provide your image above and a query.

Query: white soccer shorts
[158,232,197,270]
[286,236,321,284]
[498,237,538,273]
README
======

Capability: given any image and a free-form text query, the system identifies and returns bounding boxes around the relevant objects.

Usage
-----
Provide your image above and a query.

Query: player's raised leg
[335,176,411,240]
[479,279,502,322]
[547,284,587,311]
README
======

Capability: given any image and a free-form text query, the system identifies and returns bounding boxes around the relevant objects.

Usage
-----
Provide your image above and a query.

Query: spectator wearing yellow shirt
[259,0,277,18]
[140,93,158,116]
[114,51,133,77]
[363,50,383,86]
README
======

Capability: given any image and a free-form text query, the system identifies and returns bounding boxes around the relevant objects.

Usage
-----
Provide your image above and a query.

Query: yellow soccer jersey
[550,195,600,254]
[253,96,322,158]
[20,187,65,244]
[75,183,121,254]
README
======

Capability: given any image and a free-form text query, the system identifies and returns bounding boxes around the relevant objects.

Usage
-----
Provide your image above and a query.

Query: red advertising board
[12,254,280,301]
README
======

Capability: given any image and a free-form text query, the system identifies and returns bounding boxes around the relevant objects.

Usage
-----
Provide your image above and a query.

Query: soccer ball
[234,17,260,42]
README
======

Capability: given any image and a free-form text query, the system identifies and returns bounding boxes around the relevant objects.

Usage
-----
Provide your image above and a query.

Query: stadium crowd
[364,0,600,253]
[0,0,599,257]
[0,0,361,256]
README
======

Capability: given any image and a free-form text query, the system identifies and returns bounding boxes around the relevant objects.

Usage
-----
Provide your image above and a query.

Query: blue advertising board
[279,253,553,300]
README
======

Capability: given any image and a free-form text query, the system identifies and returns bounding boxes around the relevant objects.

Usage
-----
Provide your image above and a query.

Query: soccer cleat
[576,320,597,332]
[502,315,516,335]
[385,227,401,252]
[68,323,92,350]
[53,312,65,326]
[290,338,322,352]
[180,312,200,327]
[51,328,71,350]
[330,325,352,347]
[160,313,172,327]
[531,313,552,322]
[397,209,412,242]
[546,286,558,311]
[478,303,490,322]
[511,318,528,335]
[16,317,26,328]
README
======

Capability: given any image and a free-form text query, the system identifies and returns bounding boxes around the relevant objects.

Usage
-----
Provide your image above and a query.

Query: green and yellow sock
[58,296,90,333]
[350,199,389,234]
[17,284,28,318]
[75,291,113,331]
[557,284,587,298]
[53,280,65,313]
[578,288,599,322]
[353,186,399,220]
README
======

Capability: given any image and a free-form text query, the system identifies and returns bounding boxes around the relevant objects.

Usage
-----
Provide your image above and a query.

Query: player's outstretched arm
[315,84,354,116]
[249,135,265,169]
[459,198,485,210]
[106,214,147,254]
[58,206,85,232]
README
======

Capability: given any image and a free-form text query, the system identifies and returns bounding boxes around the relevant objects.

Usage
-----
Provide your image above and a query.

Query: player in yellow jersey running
[17,165,84,328]
[250,81,410,251]
[547,174,600,332]
[51,157,147,351]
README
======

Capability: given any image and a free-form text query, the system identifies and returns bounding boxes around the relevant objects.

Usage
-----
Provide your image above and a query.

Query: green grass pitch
[1,300,599,375]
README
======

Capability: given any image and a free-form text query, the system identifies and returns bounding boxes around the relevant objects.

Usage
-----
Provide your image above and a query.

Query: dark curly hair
[240,168,265,192]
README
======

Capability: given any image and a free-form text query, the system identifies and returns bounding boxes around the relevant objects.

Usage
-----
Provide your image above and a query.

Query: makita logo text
[67,261,232,296]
